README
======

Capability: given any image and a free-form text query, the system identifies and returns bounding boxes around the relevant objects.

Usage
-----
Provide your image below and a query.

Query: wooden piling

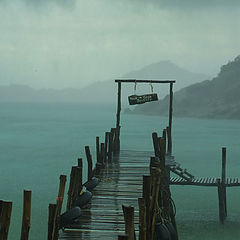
[104,132,109,162]
[122,205,136,240]
[168,82,173,154]
[118,235,129,240]
[100,143,105,165]
[142,175,151,240]
[85,146,93,181]
[20,190,32,240]
[52,175,67,240]
[96,136,100,164]
[217,178,225,224]
[48,203,56,240]
[152,132,160,157]
[138,198,146,240]
[108,132,113,161]
[115,82,121,153]
[221,147,227,217]
[0,201,12,240]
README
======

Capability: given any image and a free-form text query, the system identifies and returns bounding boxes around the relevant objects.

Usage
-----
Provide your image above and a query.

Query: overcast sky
[0,0,239,89]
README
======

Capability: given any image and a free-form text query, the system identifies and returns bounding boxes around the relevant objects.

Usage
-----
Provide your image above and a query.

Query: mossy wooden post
[100,143,105,165]
[52,175,67,240]
[168,82,173,154]
[138,198,146,240]
[67,166,76,211]
[114,82,121,154]
[96,136,100,164]
[152,132,160,157]
[108,131,113,161]
[149,168,161,240]
[217,178,225,224]
[142,175,151,240]
[122,205,136,240]
[104,132,108,162]
[48,203,56,240]
[85,146,93,181]
[0,201,12,240]
[118,235,129,240]
[221,147,227,218]
[20,190,32,240]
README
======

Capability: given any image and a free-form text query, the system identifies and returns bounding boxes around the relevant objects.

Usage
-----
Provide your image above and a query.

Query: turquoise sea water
[0,102,240,239]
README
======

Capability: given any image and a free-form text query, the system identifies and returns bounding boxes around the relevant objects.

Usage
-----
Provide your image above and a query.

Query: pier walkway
[59,150,152,240]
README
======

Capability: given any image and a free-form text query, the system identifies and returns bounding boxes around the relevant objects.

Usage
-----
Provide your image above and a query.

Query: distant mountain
[0,61,209,103]
[74,61,209,103]
[130,56,240,119]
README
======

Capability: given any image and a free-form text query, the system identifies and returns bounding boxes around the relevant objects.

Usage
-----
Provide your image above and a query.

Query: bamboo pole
[52,175,67,240]
[0,201,12,240]
[48,204,56,240]
[20,190,32,240]
[122,205,136,240]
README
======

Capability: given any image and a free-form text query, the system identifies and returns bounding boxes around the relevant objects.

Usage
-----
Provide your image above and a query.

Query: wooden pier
[59,150,152,240]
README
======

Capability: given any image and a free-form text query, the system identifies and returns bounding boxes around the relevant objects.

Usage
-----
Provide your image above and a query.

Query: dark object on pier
[128,93,158,105]
[59,206,82,228]
[165,222,178,240]
[154,222,171,240]
[74,190,92,208]
[84,177,99,192]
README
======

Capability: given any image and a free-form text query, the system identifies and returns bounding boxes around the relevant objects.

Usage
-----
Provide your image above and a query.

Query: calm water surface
[0,102,240,239]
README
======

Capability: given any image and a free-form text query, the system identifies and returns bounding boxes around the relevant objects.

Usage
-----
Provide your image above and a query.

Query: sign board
[128,93,158,105]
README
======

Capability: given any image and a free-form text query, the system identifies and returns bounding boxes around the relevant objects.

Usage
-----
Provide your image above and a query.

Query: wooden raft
[59,150,152,240]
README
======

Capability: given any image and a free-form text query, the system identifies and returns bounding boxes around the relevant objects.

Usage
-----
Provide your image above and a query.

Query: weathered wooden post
[168,82,173,154]
[96,136,100,164]
[118,235,129,240]
[85,146,93,181]
[52,175,67,240]
[221,147,227,218]
[217,178,224,224]
[0,201,12,240]
[48,203,56,240]
[108,131,113,161]
[138,198,146,240]
[142,175,151,240]
[20,190,32,240]
[122,205,136,240]
[104,132,109,162]
[152,132,160,157]
[114,81,121,154]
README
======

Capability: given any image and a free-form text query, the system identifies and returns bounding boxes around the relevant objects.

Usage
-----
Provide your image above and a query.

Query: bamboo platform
[59,150,152,240]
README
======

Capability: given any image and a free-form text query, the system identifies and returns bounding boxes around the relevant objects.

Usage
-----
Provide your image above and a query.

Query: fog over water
[0,0,240,89]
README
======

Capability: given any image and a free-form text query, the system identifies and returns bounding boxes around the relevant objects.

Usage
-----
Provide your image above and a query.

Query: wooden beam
[115,79,175,83]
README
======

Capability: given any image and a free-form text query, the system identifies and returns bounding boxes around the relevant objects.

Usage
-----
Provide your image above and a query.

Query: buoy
[165,222,177,240]
[74,190,92,208]
[84,177,99,191]
[154,222,171,240]
[59,206,82,228]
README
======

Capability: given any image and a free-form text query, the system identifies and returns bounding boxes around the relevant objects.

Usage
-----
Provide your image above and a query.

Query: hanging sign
[128,93,158,105]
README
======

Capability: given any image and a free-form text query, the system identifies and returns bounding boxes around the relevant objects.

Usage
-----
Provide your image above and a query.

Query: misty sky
[0,0,239,89]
